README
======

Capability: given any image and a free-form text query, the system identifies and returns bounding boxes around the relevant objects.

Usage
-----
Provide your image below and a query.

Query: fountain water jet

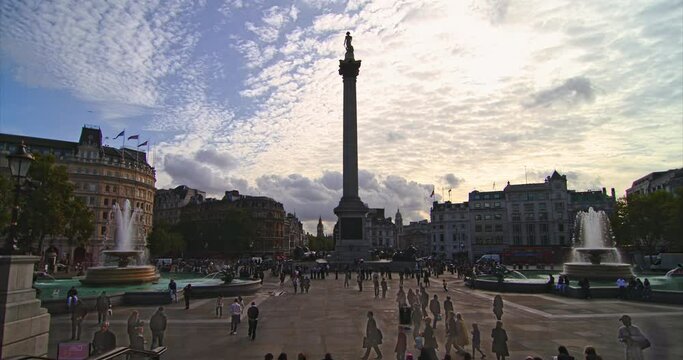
[563,207,634,280]
[81,200,159,286]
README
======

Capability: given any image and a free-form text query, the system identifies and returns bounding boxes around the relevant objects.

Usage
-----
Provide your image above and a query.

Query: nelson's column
[334,32,370,261]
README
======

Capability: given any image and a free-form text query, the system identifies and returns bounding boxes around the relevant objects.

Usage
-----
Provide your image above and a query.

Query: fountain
[81,200,160,286]
[563,207,634,280]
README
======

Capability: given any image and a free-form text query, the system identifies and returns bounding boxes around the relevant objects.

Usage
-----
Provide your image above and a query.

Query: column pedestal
[0,256,51,358]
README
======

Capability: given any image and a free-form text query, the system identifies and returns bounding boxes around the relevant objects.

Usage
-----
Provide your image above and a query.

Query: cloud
[524,76,597,108]
[443,174,465,188]
[163,153,249,196]
[195,147,239,169]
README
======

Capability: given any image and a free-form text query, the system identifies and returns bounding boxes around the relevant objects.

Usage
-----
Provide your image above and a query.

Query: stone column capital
[339,59,361,78]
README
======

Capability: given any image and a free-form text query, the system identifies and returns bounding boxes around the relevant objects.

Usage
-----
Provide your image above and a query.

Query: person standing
[247,302,259,341]
[445,311,458,355]
[443,296,454,331]
[96,291,111,324]
[344,271,351,288]
[374,275,381,298]
[127,310,143,345]
[454,313,469,351]
[183,283,192,309]
[617,315,649,360]
[149,306,167,349]
[491,321,509,360]
[130,326,146,359]
[420,287,429,315]
[429,294,441,329]
[216,295,224,318]
[381,278,388,299]
[396,286,407,308]
[361,311,383,360]
[358,274,364,292]
[168,279,177,303]
[229,298,243,335]
[492,295,503,321]
[411,303,423,337]
[395,327,407,360]
[92,322,116,355]
[442,279,448,292]
[70,299,87,340]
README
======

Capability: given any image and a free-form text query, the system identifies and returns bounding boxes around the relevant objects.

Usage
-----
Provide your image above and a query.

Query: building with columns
[365,208,396,249]
[0,126,155,266]
[430,201,472,260]
[154,185,206,225]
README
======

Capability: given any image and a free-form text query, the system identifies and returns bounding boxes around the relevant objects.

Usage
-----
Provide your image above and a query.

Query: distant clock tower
[317,216,324,238]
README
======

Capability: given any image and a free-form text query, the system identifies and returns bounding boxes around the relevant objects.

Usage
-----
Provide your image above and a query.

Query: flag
[137,141,148,147]
[430,188,435,197]
[113,130,125,139]
[128,134,139,140]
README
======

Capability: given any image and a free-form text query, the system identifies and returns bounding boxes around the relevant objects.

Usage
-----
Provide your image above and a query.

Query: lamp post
[4,142,35,254]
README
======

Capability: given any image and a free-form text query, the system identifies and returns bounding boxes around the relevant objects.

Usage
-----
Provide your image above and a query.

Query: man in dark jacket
[149,307,168,348]
[71,299,88,340]
[183,284,192,309]
[96,291,111,324]
[247,302,259,341]
[92,322,116,354]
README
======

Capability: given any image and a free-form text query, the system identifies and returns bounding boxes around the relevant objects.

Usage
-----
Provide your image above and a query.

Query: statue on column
[344,31,354,61]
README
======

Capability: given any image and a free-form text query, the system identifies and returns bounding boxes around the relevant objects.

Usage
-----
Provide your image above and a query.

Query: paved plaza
[47,274,683,359]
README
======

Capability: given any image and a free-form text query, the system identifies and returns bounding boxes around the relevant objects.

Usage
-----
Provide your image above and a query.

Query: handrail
[88,346,167,360]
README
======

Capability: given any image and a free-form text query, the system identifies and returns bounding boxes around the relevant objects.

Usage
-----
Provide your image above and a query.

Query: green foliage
[16,154,75,252]
[307,233,333,251]
[63,197,95,246]
[147,221,186,256]
[176,207,256,256]
[0,174,12,231]
[611,189,683,253]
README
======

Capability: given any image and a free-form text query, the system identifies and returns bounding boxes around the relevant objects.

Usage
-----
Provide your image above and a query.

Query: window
[484,215,492,220]
[452,234,457,242]
[484,202,491,208]
[475,215,482,220]
[89,196,96,206]
[540,224,549,233]
[495,224,503,232]
[541,235,549,245]
[475,225,482,232]
[484,225,492,232]
[494,213,502,220]
[104,198,109,206]
[105,185,110,192]
[439,234,444,242]
[525,212,534,220]
[88,183,97,192]
[475,203,481,208]
[554,202,564,211]
[558,223,564,232]
[559,236,565,245]
[524,203,534,212]
[494,202,501,208]
[513,235,522,245]
[102,211,107,220]
[101,226,106,235]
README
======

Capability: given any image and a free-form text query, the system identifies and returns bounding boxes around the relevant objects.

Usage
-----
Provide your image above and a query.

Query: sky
[1,0,682,233]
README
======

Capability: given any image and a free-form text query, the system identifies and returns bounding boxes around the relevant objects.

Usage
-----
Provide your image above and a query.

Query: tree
[15,154,74,253]
[147,221,185,257]
[611,190,683,255]
[63,197,95,247]
[0,174,12,232]
[176,208,256,257]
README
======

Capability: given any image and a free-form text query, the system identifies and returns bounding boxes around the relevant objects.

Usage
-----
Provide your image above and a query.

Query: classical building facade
[0,126,155,265]
[178,190,286,255]
[399,220,431,255]
[429,171,616,261]
[626,168,683,196]
[284,213,305,253]
[154,185,206,225]
[365,208,396,249]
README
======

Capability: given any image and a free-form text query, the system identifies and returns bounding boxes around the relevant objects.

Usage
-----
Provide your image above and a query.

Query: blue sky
[1,0,682,232]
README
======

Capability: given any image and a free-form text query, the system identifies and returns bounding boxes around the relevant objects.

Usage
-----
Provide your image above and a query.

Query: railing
[89,346,167,360]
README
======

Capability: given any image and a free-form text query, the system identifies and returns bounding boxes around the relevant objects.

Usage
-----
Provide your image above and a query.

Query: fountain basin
[80,265,160,286]
[563,262,634,280]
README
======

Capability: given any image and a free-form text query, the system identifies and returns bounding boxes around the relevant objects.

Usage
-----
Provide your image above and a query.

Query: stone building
[430,201,472,260]
[284,213,305,253]
[0,125,155,265]
[154,185,206,225]
[179,190,285,255]
[399,220,431,255]
[365,208,396,249]
[626,168,683,196]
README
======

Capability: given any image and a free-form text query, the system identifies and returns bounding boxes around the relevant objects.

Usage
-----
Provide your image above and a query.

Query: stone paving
[47,274,683,359]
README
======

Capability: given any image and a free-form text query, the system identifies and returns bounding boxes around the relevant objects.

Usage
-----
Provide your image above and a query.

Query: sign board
[58,342,90,360]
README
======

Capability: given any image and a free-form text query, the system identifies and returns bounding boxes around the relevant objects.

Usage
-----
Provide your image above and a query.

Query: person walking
[420,288,429,315]
[168,279,177,303]
[96,291,111,324]
[396,286,407,308]
[183,283,192,309]
[395,327,407,360]
[358,274,364,292]
[471,323,486,359]
[381,278,388,299]
[445,311,459,355]
[617,315,649,360]
[454,313,470,351]
[492,295,503,321]
[407,288,417,307]
[247,302,259,341]
[491,321,509,360]
[374,274,381,298]
[443,296,454,331]
[344,271,351,288]
[421,320,438,360]
[127,310,143,345]
[361,311,383,360]
[230,298,243,335]
[92,322,116,355]
[429,295,441,329]
[411,303,423,336]
[70,299,87,340]
[149,306,167,349]
[442,279,448,292]
[216,295,224,318]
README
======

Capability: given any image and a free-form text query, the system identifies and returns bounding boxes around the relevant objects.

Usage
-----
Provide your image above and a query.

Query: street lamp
[5,142,35,254]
